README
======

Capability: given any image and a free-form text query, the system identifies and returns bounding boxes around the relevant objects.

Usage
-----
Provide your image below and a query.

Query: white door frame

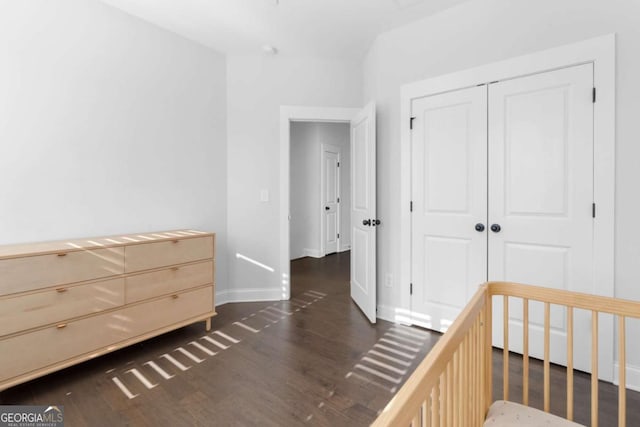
[280,106,360,300]
[400,34,615,376]
[320,143,341,256]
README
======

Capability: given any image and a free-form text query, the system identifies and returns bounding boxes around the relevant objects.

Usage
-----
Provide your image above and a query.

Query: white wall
[227,55,361,302]
[0,0,229,294]
[363,0,640,379]
[290,122,350,260]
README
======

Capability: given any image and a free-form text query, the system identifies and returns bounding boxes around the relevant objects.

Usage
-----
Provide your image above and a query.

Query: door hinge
[337,162,340,167]
[592,203,596,218]
[592,87,596,103]
[410,283,413,295]
[410,117,416,130]
[337,233,340,239]
[337,197,340,203]
[410,201,413,212]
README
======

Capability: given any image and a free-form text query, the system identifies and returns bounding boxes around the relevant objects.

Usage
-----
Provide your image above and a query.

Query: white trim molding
[399,34,616,379]
[280,106,360,301]
[216,288,282,306]
[614,362,640,393]
[303,248,323,258]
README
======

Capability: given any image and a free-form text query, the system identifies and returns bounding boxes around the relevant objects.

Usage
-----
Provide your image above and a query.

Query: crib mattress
[484,401,585,426]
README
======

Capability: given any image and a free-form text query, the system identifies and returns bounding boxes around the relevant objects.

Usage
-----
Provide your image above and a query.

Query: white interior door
[410,86,488,332]
[488,63,611,378]
[322,145,340,255]
[350,102,377,323]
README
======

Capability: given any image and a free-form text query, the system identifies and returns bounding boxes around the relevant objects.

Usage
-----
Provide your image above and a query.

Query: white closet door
[488,63,609,377]
[322,145,340,255]
[410,86,488,332]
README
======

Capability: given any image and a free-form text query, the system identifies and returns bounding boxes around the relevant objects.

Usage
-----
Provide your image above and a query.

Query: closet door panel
[410,86,488,332]
[488,63,595,373]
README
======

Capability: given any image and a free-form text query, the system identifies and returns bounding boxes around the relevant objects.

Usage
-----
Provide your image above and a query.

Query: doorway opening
[289,121,351,296]
[279,104,377,323]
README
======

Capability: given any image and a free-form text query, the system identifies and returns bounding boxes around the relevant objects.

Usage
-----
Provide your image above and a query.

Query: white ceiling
[99,0,469,59]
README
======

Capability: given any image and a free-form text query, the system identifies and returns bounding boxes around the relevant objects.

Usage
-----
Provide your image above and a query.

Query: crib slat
[544,302,550,412]
[411,412,420,427]
[447,361,453,426]
[471,317,480,426]
[471,331,475,425]
[458,348,464,427]
[478,317,483,425]
[441,369,448,427]
[462,336,468,427]
[485,295,493,408]
[478,310,487,422]
[467,332,472,426]
[523,298,529,406]
[592,311,599,427]
[432,378,440,427]
[503,295,509,401]
[618,316,626,427]
[567,306,574,421]
[454,351,460,427]
[470,323,475,426]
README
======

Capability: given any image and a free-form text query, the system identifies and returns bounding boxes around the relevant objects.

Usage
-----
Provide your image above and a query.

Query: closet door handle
[362,219,371,226]
[475,223,485,232]
[490,224,501,233]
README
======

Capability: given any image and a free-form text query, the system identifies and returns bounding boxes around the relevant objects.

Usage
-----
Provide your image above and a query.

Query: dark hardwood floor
[0,252,438,426]
[2,252,637,426]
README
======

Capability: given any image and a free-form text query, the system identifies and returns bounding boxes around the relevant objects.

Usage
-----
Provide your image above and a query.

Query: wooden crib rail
[372,286,489,427]
[487,282,640,427]
[372,282,640,427]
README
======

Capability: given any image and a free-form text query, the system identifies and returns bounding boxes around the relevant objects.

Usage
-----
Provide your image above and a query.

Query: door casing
[279,106,360,302]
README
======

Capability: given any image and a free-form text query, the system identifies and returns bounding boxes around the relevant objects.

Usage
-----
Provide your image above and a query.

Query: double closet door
[411,63,595,372]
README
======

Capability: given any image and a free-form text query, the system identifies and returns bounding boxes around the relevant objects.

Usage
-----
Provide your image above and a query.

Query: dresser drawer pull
[55,287,68,293]
[57,253,67,257]
[171,267,180,271]
[172,240,179,244]
[171,294,179,299]
[56,323,68,329]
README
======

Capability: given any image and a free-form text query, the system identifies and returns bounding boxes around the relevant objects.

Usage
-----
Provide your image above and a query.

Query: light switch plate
[260,189,269,202]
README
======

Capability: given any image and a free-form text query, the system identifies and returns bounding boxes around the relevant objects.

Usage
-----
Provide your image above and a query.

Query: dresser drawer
[126,261,213,303]
[0,309,124,382]
[124,236,213,272]
[0,278,125,337]
[0,248,125,295]
[122,286,213,337]
[0,286,213,383]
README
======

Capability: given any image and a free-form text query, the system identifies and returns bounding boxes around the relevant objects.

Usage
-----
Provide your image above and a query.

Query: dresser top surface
[0,230,214,260]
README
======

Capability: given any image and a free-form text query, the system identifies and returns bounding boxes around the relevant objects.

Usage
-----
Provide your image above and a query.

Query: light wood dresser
[0,230,216,391]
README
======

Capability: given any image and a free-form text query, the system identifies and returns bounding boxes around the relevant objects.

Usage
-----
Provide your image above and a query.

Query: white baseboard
[376,304,433,328]
[613,362,640,392]
[303,248,323,258]
[216,287,282,306]
[376,305,396,323]
[339,244,351,252]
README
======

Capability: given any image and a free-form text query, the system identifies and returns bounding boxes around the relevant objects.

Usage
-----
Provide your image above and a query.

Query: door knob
[363,219,371,226]
[490,224,501,233]
[325,206,330,210]
[475,223,485,232]
[374,219,381,226]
